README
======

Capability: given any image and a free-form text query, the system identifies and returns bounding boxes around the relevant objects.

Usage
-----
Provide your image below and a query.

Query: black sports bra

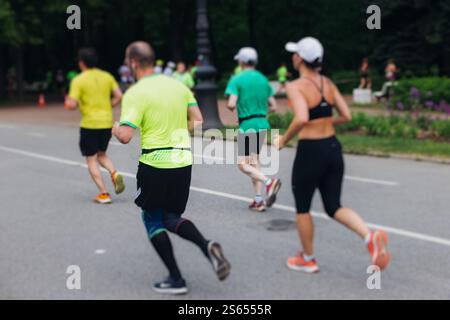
[303,77,333,121]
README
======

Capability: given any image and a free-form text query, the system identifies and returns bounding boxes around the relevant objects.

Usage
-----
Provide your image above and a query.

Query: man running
[225,47,282,212]
[65,48,125,204]
[112,41,231,295]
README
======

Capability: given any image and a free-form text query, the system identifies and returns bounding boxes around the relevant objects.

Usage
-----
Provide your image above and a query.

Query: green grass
[210,128,450,161]
[338,134,450,160]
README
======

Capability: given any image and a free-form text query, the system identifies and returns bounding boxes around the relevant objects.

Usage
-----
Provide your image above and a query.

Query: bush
[389,77,450,114]
[268,112,293,132]
[431,120,450,139]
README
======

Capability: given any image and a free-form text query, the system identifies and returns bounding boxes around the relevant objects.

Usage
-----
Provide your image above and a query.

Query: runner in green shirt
[112,41,231,295]
[225,47,282,213]
[173,62,195,90]
[275,63,290,95]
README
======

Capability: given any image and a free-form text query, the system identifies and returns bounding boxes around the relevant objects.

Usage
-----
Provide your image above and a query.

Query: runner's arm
[278,83,309,149]
[111,88,123,108]
[227,94,238,111]
[112,122,134,144]
[269,96,277,113]
[332,82,352,126]
[64,97,78,110]
[188,106,204,133]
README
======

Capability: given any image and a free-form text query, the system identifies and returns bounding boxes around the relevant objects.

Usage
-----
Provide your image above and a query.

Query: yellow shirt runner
[69,68,119,129]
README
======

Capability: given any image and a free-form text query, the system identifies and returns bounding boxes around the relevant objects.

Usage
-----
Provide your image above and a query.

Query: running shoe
[93,193,112,204]
[207,241,231,281]
[111,171,125,195]
[367,230,391,271]
[287,252,320,274]
[152,277,188,295]
[266,178,282,208]
[249,200,266,212]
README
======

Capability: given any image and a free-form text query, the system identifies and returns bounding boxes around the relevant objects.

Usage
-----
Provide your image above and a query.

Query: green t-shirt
[225,69,274,132]
[277,66,288,82]
[120,74,197,169]
[173,72,195,89]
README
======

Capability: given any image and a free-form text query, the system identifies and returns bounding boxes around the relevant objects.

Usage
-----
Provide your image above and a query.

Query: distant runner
[226,47,282,212]
[65,48,125,204]
[113,41,231,295]
[173,62,195,89]
[275,63,290,95]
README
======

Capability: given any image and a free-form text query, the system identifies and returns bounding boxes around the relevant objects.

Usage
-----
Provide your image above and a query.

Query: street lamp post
[194,0,222,130]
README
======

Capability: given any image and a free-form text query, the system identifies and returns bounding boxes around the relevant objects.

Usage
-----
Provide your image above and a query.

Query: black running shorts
[79,128,112,157]
[292,136,344,218]
[135,162,192,214]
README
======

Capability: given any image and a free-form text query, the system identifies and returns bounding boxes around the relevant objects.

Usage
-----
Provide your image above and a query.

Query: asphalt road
[1,120,450,300]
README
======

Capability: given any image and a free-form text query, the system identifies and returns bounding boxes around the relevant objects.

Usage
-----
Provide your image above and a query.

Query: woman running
[275,37,391,273]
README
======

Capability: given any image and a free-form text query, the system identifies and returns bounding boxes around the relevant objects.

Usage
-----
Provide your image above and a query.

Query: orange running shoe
[94,193,112,204]
[287,252,320,274]
[111,171,125,195]
[367,230,391,271]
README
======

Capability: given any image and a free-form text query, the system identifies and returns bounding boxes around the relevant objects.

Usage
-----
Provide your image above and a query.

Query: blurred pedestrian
[173,62,195,89]
[359,57,372,89]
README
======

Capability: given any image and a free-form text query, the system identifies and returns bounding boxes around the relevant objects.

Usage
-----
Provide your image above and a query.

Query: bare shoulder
[286,78,302,90]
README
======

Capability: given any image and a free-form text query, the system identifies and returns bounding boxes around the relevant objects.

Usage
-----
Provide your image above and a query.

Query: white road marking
[95,249,106,255]
[0,124,17,129]
[1,145,448,248]
[345,175,398,186]
[26,132,46,138]
[193,154,398,186]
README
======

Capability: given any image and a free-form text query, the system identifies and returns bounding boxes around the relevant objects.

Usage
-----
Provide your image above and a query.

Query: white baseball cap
[285,37,324,64]
[234,47,258,64]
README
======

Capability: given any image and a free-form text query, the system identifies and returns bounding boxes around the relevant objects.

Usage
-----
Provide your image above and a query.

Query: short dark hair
[304,58,322,70]
[126,42,155,68]
[78,48,98,68]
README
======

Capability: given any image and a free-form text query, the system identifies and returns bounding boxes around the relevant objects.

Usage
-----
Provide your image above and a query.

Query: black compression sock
[150,231,182,281]
[176,220,210,257]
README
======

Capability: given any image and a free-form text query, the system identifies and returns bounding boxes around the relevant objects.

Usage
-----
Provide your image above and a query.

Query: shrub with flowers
[389,77,450,115]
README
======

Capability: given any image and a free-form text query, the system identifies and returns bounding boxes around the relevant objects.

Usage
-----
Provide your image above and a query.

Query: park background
[1,0,450,160]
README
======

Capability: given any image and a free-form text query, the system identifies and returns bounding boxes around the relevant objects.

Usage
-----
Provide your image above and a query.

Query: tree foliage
[0,0,448,92]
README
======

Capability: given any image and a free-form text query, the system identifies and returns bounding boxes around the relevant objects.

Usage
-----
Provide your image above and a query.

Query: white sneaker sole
[286,261,320,274]
[94,199,112,204]
[152,286,189,295]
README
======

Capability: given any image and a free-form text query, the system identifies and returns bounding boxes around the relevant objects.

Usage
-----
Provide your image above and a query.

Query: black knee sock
[150,232,182,281]
[176,220,210,257]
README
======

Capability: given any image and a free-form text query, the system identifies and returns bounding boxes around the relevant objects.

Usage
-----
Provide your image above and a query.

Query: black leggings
[292,136,344,218]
